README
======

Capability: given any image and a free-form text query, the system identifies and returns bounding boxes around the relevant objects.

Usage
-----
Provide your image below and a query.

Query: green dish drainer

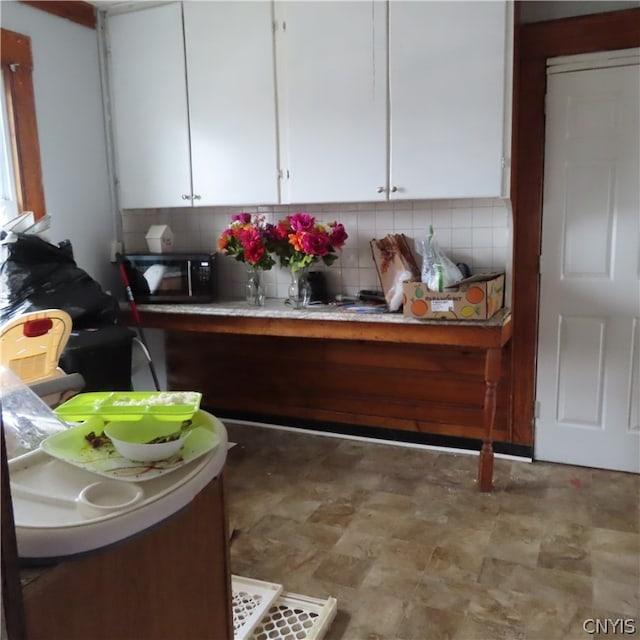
[54,391,202,422]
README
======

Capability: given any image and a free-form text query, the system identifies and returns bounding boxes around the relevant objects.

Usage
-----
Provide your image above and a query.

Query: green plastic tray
[54,391,202,423]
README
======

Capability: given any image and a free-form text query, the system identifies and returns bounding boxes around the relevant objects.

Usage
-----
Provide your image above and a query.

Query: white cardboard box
[145,225,174,253]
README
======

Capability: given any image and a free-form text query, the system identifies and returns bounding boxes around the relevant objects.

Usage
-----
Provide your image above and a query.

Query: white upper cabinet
[183,2,279,206]
[107,1,279,209]
[108,3,192,209]
[388,1,511,199]
[107,1,512,208]
[275,1,387,204]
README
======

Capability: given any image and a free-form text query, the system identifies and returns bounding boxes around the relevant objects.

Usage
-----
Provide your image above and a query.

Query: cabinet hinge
[534,400,540,419]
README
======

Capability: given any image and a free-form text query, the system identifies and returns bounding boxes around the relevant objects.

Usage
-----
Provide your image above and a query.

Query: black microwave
[122,253,217,303]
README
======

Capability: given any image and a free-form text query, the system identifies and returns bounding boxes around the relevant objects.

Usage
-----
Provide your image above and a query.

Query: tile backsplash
[121,198,513,304]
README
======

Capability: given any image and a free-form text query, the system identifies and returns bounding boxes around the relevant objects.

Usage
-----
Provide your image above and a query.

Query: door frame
[510,6,640,446]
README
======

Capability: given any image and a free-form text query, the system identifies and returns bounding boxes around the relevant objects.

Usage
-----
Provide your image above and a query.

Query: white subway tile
[451,208,473,227]
[340,248,359,269]
[472,208,494,227]
[129,197,514,303]
[492,204,509,226]
[492,247,508,269]
[472,227,493,247]
[471,247,493,269]
[394,210,413,228]
[432,208,452,227]
[492,227,509,248]
[341,267,361,288]
[452,227,472,248]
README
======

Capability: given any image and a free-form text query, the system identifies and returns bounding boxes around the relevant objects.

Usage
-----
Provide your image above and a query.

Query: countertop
[125,299,512,328]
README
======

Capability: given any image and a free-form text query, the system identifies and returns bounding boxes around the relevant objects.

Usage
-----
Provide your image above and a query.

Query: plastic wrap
[1,367,70,460]
[416,226,463,291]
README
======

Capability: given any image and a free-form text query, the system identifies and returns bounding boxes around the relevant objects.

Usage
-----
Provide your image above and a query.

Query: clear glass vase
[287,266,311,309]
[246,265,265,306]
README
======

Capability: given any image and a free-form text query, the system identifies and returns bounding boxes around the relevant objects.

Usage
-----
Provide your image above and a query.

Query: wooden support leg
[478,347,502,492]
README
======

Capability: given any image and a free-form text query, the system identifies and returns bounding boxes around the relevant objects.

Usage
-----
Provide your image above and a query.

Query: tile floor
[224,421,639,640]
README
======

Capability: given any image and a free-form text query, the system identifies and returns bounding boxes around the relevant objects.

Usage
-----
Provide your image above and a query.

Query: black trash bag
[0,233,119,328]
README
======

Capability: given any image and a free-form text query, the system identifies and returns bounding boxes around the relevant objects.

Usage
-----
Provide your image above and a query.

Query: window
[1,80,18,222]
[0,28,46,224]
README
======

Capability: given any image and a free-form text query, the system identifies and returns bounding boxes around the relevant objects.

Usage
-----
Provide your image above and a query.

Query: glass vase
[246,265,265,306]
[287,266,311,309]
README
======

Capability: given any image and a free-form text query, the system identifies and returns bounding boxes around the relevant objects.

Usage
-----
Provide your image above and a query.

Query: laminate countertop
[120,300,512,349]
[122,299,511,328]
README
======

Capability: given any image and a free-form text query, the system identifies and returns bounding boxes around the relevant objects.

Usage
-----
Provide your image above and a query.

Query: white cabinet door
[108,3,192,209]
[388,1,510,199]
[276,1,387,204]
[184,2,280,206]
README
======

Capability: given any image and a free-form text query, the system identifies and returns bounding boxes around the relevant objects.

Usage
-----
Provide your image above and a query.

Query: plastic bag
[0,232,119,327]
[416,226,463,291]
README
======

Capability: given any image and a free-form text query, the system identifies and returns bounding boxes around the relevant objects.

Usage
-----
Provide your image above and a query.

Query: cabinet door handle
[192,194,201,201]
[181,194,192,200]
[390,186,398,193]
[376,186,385,193]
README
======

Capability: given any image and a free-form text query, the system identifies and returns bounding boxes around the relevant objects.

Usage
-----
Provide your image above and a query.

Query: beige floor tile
[225,422,638,640]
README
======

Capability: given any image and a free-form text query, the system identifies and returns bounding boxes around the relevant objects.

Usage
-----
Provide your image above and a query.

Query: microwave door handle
[187,260,193,296]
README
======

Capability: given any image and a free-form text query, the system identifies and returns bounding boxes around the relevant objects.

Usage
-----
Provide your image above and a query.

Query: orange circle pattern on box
[411,299,429,316]
[466,286,485,304]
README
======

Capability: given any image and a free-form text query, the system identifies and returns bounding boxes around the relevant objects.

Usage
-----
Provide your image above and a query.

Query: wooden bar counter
[123,302,513,492]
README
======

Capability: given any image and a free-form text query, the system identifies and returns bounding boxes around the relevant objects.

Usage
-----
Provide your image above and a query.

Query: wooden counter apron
[123,304,513,492]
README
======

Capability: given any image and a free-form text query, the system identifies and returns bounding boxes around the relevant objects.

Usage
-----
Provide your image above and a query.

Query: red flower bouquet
[217,213,276,270]
[270,212,348,272]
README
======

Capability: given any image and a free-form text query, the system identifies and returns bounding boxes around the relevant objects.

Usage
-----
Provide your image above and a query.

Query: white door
[535,51,640,473]
[108,3,192,209]
[275,1,387,204]
[388,0,510,199]
[184,1,280,206]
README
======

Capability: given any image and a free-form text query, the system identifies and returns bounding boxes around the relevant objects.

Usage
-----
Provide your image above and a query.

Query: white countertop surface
[128,299,511,328]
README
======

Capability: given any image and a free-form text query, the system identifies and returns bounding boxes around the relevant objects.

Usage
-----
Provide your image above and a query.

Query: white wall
[1,1,117,291]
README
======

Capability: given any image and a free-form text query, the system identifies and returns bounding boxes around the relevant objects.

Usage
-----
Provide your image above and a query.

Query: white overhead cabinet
[275,1,387,204]
[276,0,511,202]
[107,1,512,208]
[108,3,191,209]
[388,1,511,199]
[107,1,279,209]
[183,1,279,206]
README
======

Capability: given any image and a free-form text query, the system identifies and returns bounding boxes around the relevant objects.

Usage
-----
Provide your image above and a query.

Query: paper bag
[370,234,420,311]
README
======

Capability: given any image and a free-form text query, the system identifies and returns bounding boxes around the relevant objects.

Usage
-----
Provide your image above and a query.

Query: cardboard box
[403,272,505,320]
[145,225,174,253]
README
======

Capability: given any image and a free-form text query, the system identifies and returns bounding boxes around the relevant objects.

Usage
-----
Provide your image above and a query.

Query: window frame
[0,28,46,221]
